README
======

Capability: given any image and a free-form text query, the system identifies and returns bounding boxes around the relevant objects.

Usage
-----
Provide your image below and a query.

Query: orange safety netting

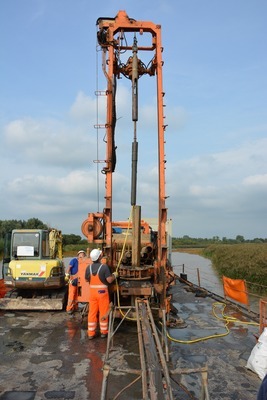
[222,276,249,305]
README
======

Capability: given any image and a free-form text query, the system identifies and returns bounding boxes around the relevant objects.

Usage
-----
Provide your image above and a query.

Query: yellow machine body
[0,228,66,310]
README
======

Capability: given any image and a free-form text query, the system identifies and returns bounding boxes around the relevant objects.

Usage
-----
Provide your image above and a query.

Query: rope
[114,206,138,321]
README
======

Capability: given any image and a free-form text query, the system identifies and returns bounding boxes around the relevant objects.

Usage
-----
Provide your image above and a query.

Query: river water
[171,251,261,314]
[0,253,260,313]
[171,252,224,296]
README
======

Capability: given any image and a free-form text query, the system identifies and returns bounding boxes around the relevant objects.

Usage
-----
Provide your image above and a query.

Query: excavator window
[12,232,40,258]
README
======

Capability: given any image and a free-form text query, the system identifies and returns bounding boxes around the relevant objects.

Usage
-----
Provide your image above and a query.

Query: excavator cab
[11,230,43,259]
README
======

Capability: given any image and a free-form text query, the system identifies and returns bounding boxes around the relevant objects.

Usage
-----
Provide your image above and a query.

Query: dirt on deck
[0,280,262,400]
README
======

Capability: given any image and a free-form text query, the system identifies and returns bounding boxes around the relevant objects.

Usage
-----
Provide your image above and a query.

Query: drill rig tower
[81,10,172,315]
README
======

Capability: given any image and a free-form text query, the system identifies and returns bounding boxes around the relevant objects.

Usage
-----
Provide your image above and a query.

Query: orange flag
[222,276,249,305]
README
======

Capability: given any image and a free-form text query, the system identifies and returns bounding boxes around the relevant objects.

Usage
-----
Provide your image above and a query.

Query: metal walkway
[100,298,210,400]
[100,299,173,400]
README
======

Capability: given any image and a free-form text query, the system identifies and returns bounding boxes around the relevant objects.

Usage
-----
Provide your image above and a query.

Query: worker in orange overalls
[85,249,118,339]
[66,250,86,314]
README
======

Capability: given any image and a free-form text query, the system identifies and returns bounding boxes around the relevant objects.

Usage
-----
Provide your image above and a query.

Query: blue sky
[0,0,266,239]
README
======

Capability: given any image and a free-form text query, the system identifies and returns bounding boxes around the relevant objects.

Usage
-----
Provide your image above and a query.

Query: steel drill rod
[131,140,138,205]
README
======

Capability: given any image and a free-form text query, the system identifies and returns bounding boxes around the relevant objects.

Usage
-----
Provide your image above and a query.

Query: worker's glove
[70,278,78,287]
[113,271,119,279]
[65,273,70,283]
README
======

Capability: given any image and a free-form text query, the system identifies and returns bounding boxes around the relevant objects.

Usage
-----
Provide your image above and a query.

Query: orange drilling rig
[80,10,174,319]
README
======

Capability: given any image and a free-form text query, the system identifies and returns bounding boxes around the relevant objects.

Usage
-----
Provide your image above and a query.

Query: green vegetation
[62,233,90,256]
[202,243,267,292]
[173,236,267,291]
[1,219,267,290]
[0,218,49,256]
[63,243,95,257]
[0,219,87,258]
[172,235,267,248]
[0,217,48,237]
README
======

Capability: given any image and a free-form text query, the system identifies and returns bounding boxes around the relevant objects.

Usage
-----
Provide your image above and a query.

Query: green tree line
[0,218,48,237]
[1,218,266,255]
[0,218,87,255]
[172,234,267,248]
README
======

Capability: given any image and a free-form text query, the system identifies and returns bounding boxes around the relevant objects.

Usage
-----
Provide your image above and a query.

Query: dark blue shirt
[69,258,78,275]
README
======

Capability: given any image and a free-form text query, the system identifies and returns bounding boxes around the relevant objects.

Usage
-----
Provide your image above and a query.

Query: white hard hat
[90,248,102,262]
[77,250,86,256]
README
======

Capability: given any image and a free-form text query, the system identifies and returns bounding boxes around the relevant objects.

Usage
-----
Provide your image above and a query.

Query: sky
[0,0,266,240]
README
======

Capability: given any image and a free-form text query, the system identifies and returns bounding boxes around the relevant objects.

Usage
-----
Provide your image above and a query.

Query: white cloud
[4,118,45,146]
[243,173,267,187]
[3,114,99,170]
[189,185,217,197]
[69,91,99,121]
[7,170,95,197]
[1,91,267,239]
[1,0,267,240]
[164,137,267,238]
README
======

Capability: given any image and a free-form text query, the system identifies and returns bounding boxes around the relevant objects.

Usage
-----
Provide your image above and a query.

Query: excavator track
[0,287,67,310]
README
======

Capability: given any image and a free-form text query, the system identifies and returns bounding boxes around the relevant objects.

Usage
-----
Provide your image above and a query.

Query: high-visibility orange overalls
[88,264,109,338]
[66,273,78,312]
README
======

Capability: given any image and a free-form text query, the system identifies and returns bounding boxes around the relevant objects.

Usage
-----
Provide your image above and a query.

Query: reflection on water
[1,255,259,313]
[172,252,224,296]
[171,252,259,314]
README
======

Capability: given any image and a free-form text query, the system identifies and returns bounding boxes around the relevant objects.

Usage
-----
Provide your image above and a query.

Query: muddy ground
[0,280,263,400]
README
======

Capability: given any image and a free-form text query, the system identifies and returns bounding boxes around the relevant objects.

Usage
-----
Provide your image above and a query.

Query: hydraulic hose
[165,301,259,345]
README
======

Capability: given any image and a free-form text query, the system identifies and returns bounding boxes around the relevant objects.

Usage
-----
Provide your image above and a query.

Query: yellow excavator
[0,228,67,310]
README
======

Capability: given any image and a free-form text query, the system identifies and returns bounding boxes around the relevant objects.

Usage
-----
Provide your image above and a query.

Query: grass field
[202,243,267,293]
